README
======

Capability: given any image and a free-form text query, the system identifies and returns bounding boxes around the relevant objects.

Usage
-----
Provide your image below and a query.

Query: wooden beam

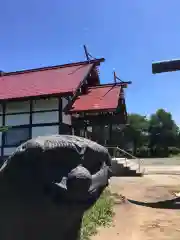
[83,45,90,61]
[120,81,132,88]
[152,59,180,74]
[113,71,116,83]
[113,72,132,86]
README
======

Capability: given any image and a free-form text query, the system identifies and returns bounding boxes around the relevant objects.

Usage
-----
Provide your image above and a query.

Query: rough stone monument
[0,135,112,240]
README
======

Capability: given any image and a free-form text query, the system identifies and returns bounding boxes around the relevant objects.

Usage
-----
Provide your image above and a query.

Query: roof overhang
[68,83,124,114]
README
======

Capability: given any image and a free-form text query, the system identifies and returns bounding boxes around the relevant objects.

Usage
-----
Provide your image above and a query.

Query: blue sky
[1,1,180,123]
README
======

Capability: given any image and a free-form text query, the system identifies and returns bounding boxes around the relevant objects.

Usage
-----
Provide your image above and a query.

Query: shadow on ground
[111,192,180,210]
[127,197,180,210]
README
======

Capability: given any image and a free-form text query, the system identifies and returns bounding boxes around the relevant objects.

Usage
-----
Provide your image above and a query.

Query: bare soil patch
[91,175,180,240]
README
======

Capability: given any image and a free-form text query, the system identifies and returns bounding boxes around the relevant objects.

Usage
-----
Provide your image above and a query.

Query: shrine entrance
[67,81,130,147]
[72,112,126,146]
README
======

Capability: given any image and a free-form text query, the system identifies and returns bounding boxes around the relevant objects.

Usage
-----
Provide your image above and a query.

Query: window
[4,127,30,146]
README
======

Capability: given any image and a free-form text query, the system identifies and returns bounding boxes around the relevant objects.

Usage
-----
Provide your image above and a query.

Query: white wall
[4,147,16,156]
[5,101,30,114]
[62,97,72,125]
[32,111,59,124]
[1,97,73,156]
[2,97,72,127]
[3,101,30,126]
[4,98,59,114]
[32,98,58,111]
[32,98,59,124]
[5,114,30,126]
[32,125,59,138]
[3,98,60,126]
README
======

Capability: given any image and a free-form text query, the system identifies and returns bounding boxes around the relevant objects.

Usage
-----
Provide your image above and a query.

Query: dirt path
[92,175,180,240]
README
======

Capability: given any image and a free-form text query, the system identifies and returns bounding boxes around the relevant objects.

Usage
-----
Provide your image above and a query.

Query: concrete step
[116,160,140,171]
[111,158,144,177]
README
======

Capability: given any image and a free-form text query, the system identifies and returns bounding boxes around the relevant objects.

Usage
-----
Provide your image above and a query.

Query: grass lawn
[81,190,114,240]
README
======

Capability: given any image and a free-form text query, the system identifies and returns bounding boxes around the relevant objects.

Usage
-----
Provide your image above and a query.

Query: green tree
[148,109,179,156]
[123,113,149,155]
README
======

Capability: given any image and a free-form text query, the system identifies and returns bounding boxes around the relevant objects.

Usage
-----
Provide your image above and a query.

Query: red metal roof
[69,84,122,113]
[0,59,105,100]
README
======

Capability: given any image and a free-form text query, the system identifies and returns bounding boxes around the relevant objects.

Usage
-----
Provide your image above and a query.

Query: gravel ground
[140,157,180,174]
[141,157,180,166]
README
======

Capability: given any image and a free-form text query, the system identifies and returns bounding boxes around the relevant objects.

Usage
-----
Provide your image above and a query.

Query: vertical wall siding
[0,96,72,158]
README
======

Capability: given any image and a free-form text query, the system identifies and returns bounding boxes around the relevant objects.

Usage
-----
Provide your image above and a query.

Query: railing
[106,146,142,173]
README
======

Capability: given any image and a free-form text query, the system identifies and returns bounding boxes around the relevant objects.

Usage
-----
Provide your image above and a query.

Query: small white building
[0,58,128,159]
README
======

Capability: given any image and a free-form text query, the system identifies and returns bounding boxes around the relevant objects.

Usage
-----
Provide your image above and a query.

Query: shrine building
[0,56,129,159]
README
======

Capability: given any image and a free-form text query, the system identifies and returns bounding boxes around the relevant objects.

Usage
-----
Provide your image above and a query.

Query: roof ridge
[2,58,105,76]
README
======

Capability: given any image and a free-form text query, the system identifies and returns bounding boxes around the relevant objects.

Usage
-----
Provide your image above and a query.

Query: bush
[136,146,150,158]
[151,146,180,157]
[168,146,180,155]
[150,146,169,157]
[81,190,114,240]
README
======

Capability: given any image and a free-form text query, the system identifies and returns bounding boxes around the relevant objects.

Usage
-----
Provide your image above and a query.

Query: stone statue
[0,135,112,240]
